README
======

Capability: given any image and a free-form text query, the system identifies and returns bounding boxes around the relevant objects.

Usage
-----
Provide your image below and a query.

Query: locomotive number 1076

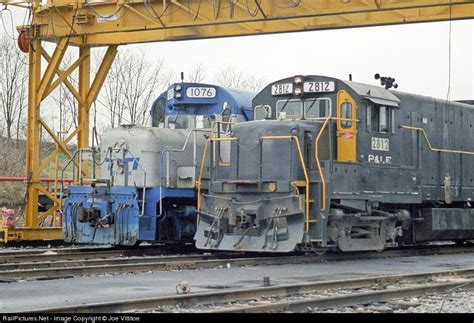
[186,87,217,98]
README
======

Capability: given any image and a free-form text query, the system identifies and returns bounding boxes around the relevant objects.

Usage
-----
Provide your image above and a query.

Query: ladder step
[291,181,306,187]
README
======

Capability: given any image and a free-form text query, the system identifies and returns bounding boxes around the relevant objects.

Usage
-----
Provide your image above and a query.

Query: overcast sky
[2,9,473,100]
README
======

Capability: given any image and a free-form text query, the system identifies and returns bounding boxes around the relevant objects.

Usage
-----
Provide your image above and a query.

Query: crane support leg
[0,41,118,243]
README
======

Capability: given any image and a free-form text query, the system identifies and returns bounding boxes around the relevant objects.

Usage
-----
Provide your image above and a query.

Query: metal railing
[314,116,361,212]
[196,135,310,232]
[158,128,211,216]
[401,125,474,156]
[60,147,147,217]
[196,137,239,216]
[260,136,310,232]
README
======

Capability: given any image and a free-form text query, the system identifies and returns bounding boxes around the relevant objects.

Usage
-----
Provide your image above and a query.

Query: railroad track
[27,267,474,313]
[1,244,474,282]
[0,243,196,264]
[0,253,329,282]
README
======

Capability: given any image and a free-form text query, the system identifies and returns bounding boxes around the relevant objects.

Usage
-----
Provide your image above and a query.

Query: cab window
[221,101,232,132]
[340,102,352,129]
[222,102,232,123]
[276,100,303,120]
[305,98,331,119]
[254,105,271,120]
[152,98,165,127]
[368,105,392,133]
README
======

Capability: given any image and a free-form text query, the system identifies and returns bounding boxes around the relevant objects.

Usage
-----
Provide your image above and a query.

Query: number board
[271,83,293,96]
[186,87,217,98]
[303,81,335,93]
[371,137,390,151]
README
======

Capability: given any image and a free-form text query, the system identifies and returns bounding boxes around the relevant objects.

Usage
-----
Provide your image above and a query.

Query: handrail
[314,117,331,212]
[60,149,81,216]
[261,136,310,233]
[158,128,211,216]
[314,116,360,212]
[159,128,208,187]
[211,121,235,136]
[196,137,239,218]
[401,126,474,156]
[123,148,147,217]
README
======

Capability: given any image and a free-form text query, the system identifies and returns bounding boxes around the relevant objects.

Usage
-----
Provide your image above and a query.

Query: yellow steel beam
[24,0,474,46]
[36,39,69,104]
[78,47,91,149]
[86,46,118,109]
[38,117,74,160]
[22,39,118,240]
[0,228,62,243]
[0,0,32,9]
[42,51,90,100]
[25,38,41,228]
[39,126,82,172]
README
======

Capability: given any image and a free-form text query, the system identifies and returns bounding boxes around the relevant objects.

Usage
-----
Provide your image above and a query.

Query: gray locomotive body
[195,75,474,253]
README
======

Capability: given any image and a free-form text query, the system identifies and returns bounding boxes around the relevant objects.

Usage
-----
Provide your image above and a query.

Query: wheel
[313,249,327,256]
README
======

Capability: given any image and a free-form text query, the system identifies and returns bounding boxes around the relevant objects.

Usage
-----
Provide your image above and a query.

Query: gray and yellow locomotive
[195,75,474,253]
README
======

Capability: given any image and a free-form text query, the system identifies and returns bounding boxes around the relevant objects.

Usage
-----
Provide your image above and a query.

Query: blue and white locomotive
[62,83,255,245]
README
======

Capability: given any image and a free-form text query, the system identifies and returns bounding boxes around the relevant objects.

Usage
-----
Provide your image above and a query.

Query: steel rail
[2,244,474,281]
[28,267,474,313]
[0,255,315,281]
[211,280,474,313]
[0,244,196,264]
[0,254,214,271]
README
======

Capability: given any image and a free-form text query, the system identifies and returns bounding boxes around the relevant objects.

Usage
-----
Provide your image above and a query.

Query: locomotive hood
[99,124,206,188]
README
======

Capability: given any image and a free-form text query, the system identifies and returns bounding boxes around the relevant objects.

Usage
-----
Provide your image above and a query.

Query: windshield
[305,98,331,119]
[255,97,332,121]
[277,100,303,119]
[166,115,213,129]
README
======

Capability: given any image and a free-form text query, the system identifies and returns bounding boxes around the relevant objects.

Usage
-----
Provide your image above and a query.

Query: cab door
[337,90,358,162]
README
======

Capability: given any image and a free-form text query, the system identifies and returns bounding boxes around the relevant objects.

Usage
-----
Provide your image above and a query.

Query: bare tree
[52,52,78,138]
[98,48,171,128]
[188,64,207,83]
[100,52,127,128]
[215,65,265,91]
[120,52,165,126]
[0,36,28,141]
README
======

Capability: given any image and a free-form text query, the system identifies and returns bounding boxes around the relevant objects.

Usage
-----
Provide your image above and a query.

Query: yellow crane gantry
[0,0,473,242]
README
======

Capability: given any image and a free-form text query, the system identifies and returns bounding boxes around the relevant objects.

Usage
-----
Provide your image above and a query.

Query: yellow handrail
[261,136,310,233]
[402,126,474,156]
[314,117,331,212]
[314,116,360,212]
[196,137,239,215]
